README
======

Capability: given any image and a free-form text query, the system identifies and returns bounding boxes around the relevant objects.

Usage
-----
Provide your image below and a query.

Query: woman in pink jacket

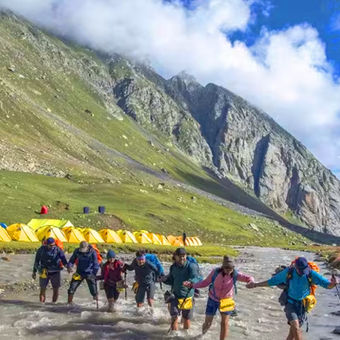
[184,256,254,340]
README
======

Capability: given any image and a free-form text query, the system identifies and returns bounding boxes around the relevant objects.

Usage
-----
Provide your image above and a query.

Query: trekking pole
[124,272,127,300]
[96,295,99,311]
[167,288,190,334]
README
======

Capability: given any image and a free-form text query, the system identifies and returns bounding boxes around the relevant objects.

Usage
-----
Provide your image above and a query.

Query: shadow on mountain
[176,167,340,245]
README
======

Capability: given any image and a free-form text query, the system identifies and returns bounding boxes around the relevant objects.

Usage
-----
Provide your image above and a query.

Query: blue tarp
[0,223,7,229]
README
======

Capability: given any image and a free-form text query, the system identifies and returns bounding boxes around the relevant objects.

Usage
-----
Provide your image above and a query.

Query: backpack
[277,260,320,308]
[187,256,203,280]
[209,267,238,299]
[146,253,164,275]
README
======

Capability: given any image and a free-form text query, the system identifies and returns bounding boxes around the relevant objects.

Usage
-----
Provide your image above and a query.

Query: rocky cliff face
[164,76,340,234]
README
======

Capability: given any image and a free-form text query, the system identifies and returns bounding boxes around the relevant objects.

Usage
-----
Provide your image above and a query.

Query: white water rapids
[0,247,339,339]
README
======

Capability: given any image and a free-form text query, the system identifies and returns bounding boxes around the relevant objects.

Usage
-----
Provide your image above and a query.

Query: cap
[107,250,116,259]
[46,237,55,245]
[174,248,186,256]
[79,241,89,253]
[222,256,234,269]
[295,257,310,275]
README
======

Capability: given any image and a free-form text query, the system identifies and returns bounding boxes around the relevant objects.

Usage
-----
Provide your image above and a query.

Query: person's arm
[236,272,255,283]
[310,270,335,289]
[187,269,214,289]
[162,266,174,286]
[32,247,42,276]
[92,250,99,275]
[147,260,159,276]
[124,259,136,271]
[59,249,68,267]
[67,250,77,272]
[248,268,288,288]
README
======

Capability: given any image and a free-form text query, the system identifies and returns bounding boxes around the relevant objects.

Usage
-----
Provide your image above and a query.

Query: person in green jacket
[162,247,200,331]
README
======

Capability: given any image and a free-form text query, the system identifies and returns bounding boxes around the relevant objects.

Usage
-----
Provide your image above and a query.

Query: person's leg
[203,316,214,334]
[169,299,180,330]
[68,279,82,303]
[136,285,146,308]
[203,297,218,334]
[147,283,155,307]
[286,326,294,340]
[285,303,303,340]
[182,306,194,330]
[39,276,49,303]
[86,275,98,299]
[220,314,230,340]
[289,320,303,340]
[50,272,61,303]
[39,288,46,303]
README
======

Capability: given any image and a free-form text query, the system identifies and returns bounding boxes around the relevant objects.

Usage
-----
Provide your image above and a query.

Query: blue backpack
[146,253,164,276]
[187,256,203,280]
[209,268,238,299]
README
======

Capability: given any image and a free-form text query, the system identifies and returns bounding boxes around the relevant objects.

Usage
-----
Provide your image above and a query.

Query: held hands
[67,266,73,274]
[246,282,256,289]
[32,272,36,280]
[331,274,338,287]
[183,281,193,288]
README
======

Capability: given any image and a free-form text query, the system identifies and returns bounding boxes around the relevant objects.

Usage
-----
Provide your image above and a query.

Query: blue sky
[173,0,340,77]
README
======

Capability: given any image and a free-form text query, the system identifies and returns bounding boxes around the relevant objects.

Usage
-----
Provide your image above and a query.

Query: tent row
[0,223,202,246]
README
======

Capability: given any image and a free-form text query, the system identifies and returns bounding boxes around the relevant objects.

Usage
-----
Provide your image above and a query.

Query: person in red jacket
[97,250,125,312]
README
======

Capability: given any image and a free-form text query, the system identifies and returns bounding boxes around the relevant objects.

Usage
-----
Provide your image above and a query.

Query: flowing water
[0,247,339,339]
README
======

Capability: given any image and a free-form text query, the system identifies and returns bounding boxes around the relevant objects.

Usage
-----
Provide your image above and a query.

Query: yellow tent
[156,233,171,246]
[82,228,104,243]
[167,235,184,247]
[192,237,202,246]
[28,219,74,231]
[99,229,122,243]
[36,226,68,242]
[134,231,152,244]
[7,223,39,242]
[147,232,162,245]
[185,237,195,246]
[0,227,11,242]
[117,230,138,244]
[62,227,85,243]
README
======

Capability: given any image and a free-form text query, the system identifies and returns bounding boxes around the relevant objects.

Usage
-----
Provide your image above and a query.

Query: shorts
[39,271,61,289]
[169,297,194,320]
[135,282,155,303]
[104,283,120,300]
[285,301,305,326]
[205,297,234,316]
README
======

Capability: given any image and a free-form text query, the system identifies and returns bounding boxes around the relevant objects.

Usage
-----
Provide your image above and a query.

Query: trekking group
[33,238,338,340]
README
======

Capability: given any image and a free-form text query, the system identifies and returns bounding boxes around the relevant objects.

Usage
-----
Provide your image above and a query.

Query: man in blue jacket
[32,237,68,303]
[247,257,337,340]
[162,247,200,331]
[67,241,99,304]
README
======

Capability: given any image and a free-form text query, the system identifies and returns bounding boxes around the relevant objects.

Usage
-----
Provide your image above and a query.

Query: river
[0,247,339,339]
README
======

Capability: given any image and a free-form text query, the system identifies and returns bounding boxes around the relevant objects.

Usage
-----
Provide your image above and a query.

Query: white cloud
[1,0,340,177]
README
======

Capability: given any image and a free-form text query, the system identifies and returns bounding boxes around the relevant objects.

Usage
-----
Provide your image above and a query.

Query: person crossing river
[162,247,200,332]
[124,250,160,308]
[184,255,254,339]
[32,237,68,303]
[67,241,100,305]
[247,256,338,340]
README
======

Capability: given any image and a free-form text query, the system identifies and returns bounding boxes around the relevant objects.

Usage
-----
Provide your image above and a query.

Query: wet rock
[333,326,340,334]
[1,257,10,261]
[7,65,15,72]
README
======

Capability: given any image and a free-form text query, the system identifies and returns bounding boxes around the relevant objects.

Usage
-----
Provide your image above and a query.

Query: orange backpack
[291,259,320,295]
